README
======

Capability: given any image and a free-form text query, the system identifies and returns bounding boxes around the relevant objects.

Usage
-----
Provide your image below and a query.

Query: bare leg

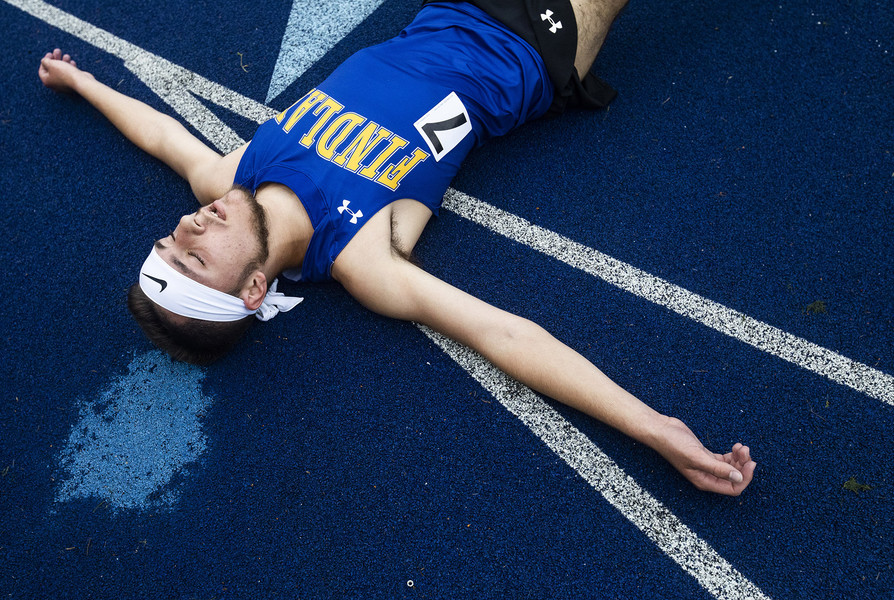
[570,0,629,76]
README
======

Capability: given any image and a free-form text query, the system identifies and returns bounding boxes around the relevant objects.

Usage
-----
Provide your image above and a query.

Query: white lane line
[15,0,890,410]
[420,326,771,600]
[10,0,276,154]
[3,1,830,596]
[267,0,385,103]
[17,0,892,407]
[443,189,894,406]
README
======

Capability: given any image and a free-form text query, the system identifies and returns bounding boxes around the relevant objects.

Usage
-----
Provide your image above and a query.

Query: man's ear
[241,270,268,311]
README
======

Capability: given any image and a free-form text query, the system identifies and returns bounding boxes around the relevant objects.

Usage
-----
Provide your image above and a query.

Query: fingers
[721,444,755,481]
[721,444,756,494]
[739,455,757,482]
[705,454,743,483]
[657,417,756,495]
[43,49,75,64]
[688,444,756,496]
[38,56,50,81]
[734,444,757,484]
[39,49,80,87]
[729,444,753,471]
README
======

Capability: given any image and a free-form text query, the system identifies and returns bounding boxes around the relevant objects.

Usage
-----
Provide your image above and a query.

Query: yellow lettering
[281,89,326,133]
[275,90,433,192]
[359,134,408,179]
[376,148,430,190]
[299,97,344,147]
[333,122,391,171]
[274,101,296,124]
[316,112,366,160]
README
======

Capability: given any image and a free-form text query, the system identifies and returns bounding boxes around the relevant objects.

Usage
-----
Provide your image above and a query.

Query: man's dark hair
[128,184,270,365]
[127,284,256,365]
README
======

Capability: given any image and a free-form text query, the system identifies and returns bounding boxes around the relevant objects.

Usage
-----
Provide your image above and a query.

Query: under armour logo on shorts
[541,10,562,34]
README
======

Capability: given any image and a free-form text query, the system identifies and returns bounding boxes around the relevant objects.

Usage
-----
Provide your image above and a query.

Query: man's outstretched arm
[38,49,243,204]
[336,229,756,496]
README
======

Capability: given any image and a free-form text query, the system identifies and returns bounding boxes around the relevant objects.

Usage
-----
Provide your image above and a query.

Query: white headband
[139,247,302,322]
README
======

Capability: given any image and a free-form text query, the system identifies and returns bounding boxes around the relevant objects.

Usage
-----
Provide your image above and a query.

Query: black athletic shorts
[422,0,617,116]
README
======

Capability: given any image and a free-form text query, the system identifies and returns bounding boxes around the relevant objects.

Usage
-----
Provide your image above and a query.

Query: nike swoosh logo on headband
[143,273,168,292]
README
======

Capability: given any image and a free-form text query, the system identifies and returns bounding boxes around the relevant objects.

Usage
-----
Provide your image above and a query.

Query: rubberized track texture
[0,0,892,598]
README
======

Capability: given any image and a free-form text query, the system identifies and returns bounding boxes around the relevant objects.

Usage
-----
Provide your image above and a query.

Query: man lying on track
[38,0,756,495]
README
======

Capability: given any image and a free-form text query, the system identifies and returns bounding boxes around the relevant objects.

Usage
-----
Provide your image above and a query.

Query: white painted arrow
[266,0,385,103]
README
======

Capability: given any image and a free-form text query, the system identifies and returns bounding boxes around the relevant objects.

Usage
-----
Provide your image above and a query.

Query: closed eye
[187,250,205,266]
[154,231,176,250]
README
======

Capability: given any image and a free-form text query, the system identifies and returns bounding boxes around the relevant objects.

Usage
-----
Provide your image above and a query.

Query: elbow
[478,314,548,359]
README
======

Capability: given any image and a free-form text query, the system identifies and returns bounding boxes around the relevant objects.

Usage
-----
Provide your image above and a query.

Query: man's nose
[178,213,205,234]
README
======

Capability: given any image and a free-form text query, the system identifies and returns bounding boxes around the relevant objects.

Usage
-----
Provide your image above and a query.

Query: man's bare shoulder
[189,142,250,205]
[333,198,433,281]
[332,204,401,283]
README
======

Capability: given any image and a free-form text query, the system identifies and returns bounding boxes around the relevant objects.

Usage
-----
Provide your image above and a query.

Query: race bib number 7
[414,92,472,162]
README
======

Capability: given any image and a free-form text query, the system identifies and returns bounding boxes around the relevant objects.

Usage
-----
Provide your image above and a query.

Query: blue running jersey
[235,2,553,281]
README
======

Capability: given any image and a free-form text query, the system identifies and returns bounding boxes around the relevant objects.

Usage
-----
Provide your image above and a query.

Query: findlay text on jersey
[275,88,432,191]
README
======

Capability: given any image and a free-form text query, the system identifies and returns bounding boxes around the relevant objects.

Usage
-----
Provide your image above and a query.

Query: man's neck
[255,182,314,280]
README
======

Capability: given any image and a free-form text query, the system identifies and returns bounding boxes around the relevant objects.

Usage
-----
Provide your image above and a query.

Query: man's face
[153,186,269,294]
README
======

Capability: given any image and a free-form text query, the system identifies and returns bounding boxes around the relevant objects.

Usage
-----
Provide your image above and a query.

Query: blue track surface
[1,1,892,598]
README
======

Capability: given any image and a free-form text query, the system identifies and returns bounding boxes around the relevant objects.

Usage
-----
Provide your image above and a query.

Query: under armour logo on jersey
[541,10,563,34]
[337,199,364,224]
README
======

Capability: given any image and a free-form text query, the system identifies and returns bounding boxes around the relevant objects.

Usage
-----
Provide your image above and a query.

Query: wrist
[71,69,96,95]
[631,411,676,451]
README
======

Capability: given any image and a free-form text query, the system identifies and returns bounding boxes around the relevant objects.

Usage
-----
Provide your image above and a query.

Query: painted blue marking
[55,351,212,511]
[266,0,385,103]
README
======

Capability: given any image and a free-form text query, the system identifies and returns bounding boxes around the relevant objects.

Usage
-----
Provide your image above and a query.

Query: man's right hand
[38,48,93,93]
